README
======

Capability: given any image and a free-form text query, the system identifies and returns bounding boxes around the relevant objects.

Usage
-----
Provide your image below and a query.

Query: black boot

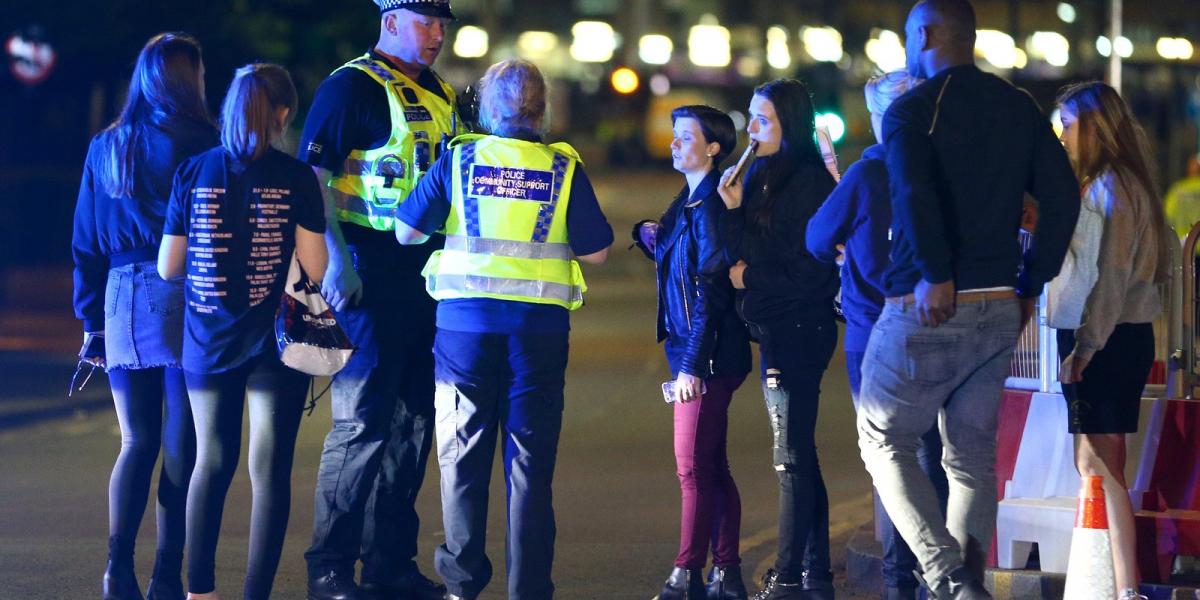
[659,567,706,600]
[706,565,748,600]
[799,569,834,600]
[104,537,144,600]
[145,551,184,600]
[751,569,805,600]
[308,570,364,600]
[928,566,990,600]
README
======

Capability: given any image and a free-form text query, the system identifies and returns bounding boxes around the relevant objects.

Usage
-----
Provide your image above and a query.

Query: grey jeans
[857,296,1021,586]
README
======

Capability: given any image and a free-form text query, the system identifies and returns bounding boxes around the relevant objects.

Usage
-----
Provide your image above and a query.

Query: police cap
[374,0,456,20]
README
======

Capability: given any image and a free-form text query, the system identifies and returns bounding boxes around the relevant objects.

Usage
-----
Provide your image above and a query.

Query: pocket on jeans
[104,271,124,318]
[144,271,184,315]
[904,334,960,384]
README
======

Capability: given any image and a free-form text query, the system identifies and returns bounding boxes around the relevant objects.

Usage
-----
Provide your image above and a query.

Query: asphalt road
[0,169,873,599]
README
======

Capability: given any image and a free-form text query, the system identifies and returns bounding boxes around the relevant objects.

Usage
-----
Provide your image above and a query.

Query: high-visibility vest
[422,134,587,310]
[327,54,457,231]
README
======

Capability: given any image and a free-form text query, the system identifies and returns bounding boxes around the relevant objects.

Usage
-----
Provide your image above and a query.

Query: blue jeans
[857,297,1021,587]
[847,349,948,590]
[754,318,837,583]
[305,245,437,582]
[432,329,568,600]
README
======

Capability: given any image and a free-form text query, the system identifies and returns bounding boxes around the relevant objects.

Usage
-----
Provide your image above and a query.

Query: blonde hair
[220,63,298,162]
[865,70,921,116]
[478,59,548,136]
[1058,81,1168,282]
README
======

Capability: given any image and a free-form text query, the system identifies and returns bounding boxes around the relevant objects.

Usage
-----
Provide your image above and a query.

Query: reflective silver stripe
[428,273,583,305]
[331,189,398,219]
[443,235,570,260]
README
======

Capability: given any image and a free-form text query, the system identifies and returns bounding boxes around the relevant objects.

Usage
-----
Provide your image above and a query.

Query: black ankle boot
[103,561,145,600]
[145,551,184,600]
[660,567,706,600]
[706,565,748,600]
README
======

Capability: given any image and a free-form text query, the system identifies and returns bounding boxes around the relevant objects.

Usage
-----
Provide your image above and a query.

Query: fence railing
[1005,228,1184,398]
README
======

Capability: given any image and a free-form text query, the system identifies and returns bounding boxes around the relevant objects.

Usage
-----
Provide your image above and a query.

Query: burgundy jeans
[673,375,746,568]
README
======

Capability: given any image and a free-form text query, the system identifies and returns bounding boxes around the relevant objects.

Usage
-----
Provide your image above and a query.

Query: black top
[72,115,218,331]
[649,170,751,378]
[720,157,839,325]
[164,147,327,373]
[882,64,1080,298]
[298,49,451,252]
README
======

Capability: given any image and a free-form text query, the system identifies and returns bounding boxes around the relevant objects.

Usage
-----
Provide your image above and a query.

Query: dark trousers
[674,375,745,569]
[754,318,837,583]
[305,245,437,582]
[184,353,307,599]
[432,329,568,600]
[107,367,194,575]
[847,349,949,590]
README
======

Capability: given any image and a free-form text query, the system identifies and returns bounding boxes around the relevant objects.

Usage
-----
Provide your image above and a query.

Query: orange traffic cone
[1063,475,1116,600]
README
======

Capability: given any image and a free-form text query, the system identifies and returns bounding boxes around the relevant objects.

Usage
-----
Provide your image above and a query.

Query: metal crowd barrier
[1005,226,1185,398]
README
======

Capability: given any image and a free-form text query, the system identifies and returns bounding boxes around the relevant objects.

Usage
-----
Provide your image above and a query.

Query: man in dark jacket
[854,1,1080,599]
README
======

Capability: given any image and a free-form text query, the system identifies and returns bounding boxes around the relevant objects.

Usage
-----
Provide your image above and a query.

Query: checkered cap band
[374,0,454,18]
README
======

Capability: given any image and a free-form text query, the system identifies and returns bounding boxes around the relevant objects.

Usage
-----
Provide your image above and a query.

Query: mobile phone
[724,140,759,188]
[661,380,708,403]
[79,332,105,361]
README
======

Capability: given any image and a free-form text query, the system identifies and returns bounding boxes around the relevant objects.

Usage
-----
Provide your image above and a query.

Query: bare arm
[577,247,609,265]
[395,219,430,245]
[296,225,329,284]
[157,234,188,281]
[312,166,363,311]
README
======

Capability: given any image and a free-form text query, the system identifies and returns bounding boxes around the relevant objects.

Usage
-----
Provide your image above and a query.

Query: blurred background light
[571,21,617,63]
[865,29,906,72]
[689,19,731,68]
[767,26,792,70]
[610,67,639,94]
[802,26,844,63]
[638,34,673,65]
[452,26,488,59]
[516,31,559,60]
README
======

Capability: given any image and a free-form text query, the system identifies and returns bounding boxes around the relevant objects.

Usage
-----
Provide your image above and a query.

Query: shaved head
[904,0,977,77]
[913,0,977,49]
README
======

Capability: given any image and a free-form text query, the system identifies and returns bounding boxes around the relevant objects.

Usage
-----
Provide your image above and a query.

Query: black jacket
[882,64,1079,297]
[720,157,839,326]
[640,170,751,379]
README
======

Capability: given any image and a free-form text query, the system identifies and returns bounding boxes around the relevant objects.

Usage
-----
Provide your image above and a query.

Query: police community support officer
[394,59,613,600]
[297,1,458,599]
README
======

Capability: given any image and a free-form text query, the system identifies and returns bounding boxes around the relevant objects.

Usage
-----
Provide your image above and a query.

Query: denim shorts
[104,260,184,370]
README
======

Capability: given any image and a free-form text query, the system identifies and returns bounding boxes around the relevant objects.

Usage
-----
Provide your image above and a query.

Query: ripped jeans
[754,317,838,583]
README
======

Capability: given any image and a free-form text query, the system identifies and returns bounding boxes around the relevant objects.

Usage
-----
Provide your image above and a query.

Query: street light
[1096,36,1133,59]
[1157,37,1195,61]
[865,29,906,72]
[610,67,639,94]
[976,29,1020,69]
[688,18,731,68]
[802,26,843,63]
[1056,3,1077,24]
[453,26,488,59]
[571,21,617,63]
[1028,31,1070,67]
[517,31,558,61]
[639,34,673,66]
[767,26,791,70]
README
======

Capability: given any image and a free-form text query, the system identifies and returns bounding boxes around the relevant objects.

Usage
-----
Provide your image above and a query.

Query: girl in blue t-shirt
[158,63,327,600]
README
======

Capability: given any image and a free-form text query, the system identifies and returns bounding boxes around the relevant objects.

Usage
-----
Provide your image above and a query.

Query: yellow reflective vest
[422,134,587,310]
[328,54,457,231]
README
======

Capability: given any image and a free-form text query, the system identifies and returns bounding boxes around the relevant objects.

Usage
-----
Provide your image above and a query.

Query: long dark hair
[96,32,212,198]
[220,63,298,162]
[747,78,832,229]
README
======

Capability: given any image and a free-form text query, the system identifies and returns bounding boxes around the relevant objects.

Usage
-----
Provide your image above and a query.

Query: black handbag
[275,253,354,376]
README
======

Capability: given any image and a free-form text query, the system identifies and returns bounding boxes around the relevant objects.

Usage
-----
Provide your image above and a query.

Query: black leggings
[184,353,308,599]
[107,367,195,569]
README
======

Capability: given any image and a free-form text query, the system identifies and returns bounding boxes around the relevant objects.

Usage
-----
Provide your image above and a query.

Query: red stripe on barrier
[989,388,1034,567]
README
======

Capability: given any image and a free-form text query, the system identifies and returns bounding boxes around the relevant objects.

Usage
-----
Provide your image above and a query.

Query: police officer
[297,1,458,599]
[394,59,613,600]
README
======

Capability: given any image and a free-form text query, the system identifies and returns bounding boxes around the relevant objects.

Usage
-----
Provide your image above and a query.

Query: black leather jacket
[638,170,751,378]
